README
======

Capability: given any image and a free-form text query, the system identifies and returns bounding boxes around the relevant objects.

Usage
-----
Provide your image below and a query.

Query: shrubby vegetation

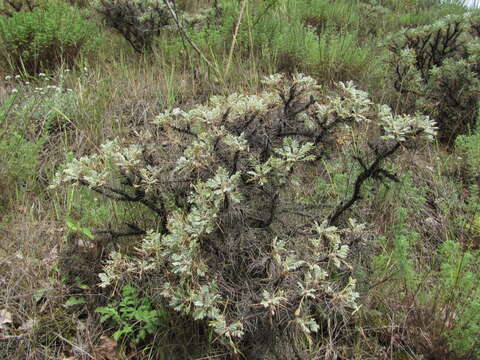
[95,284,163,344]
[0,72,77,215]
[95,0,171,53]
[387,11,480,144]
[51,74,436,356]
[1,0,480,359]
[0,0,99,74]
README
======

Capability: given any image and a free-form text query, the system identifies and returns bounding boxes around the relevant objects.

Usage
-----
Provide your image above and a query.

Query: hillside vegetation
[1,0,480,359]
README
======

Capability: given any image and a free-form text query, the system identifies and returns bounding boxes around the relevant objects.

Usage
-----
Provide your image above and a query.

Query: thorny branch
[328,141,402,225]
[94,223,146,239]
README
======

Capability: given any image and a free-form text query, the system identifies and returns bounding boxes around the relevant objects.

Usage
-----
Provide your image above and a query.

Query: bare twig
[94,223,146,239]
[54,332,96,360]
[162,0,219,75]
[225,0,247,75]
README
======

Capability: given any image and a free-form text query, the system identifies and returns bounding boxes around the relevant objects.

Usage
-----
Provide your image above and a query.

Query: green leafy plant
[456,117,480,181]
[0,0,99,73]
[65,219,94,240]
[96,284,162,344]
[439,241,480,358]
[369,205,480,358]
[64,296,87,307]
[455,117,480,243]
[0,131,45,186]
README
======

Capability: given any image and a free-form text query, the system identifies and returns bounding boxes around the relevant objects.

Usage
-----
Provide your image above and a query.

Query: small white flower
[4,75,12,81]
[11,88,18,94]
[25,81,30,85]
[171,108,184,116]
[38,73,46,77]
[15,75,21,79]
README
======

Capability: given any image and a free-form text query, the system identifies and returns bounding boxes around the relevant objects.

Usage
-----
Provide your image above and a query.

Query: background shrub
[387,13,480,144]
[0,0,39,17]
[96,0,171,53]
[0,0,99,74]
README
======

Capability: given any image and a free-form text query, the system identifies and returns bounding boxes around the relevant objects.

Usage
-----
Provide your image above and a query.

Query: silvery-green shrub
[52,73,436,356]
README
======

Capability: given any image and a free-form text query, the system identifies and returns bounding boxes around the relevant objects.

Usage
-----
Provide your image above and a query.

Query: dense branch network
[52,73,436,353]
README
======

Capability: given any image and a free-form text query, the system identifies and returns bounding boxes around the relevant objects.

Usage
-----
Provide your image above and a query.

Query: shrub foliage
[0,0,98,73]
[0,0,38,17]
[52,73,437,356]
[96,0,171,53]
[388,13,480,144]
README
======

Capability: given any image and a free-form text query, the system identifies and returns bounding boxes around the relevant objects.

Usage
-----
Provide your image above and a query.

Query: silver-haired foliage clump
[388,12,480,144]
[52,74,436,356]
[95,0,171,53]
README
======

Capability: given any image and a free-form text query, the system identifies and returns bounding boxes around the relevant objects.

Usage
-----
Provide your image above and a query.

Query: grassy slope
[1,0,479,359]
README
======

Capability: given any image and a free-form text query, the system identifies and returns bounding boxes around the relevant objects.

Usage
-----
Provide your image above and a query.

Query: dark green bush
[0,0,99,73]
